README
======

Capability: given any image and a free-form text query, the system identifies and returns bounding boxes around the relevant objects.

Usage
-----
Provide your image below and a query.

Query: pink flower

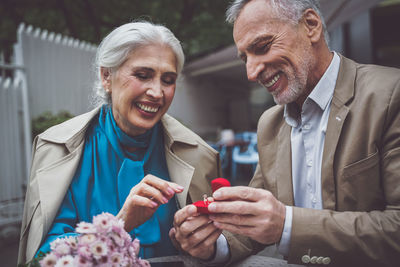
[54,242,71,257]
[93,212,114,233]
[76,221,96,234]
[90,241,108,259]
[74,255,92,267]
[40,253,58,267]
[78,233,96,245]
[54,255,75,267]
[41,213,145,267]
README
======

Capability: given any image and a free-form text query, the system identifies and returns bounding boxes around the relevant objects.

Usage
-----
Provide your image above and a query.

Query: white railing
[0,24,98,229]
[15,23,97,118]
[0,73,27,227]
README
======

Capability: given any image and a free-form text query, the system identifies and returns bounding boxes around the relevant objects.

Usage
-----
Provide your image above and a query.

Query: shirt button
[307,160,313,167]
[312,197,317,204]
[310,256,318,264]
[301,255,310,263]
[303,124,311,130]
[322,257,331,265]
[317,257,324,264]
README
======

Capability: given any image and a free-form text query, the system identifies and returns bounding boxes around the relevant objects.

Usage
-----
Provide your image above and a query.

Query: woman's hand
[117,174,184,232]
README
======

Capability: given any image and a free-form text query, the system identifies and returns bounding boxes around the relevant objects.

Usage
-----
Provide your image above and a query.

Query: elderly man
[170,0,400,266]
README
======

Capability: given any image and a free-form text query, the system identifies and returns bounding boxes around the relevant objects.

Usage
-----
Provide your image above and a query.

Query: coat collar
[36,107,198,232]
[39,107,198,151]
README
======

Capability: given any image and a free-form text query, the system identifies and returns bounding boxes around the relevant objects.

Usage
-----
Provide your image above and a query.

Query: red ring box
[193,178,231,214]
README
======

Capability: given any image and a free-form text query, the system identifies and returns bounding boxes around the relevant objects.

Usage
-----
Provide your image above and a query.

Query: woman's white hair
[226,0,329,45]
[92,21,185,106]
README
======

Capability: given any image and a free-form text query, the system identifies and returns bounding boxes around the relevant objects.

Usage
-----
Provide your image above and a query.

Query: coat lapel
[276,122,295,205]
[164,148,194,208]
[161,114,197,208]
[321,54,355,209]
[36,143,84,241]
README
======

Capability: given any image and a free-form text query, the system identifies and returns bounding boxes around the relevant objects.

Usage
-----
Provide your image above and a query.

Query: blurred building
[168,0,400,139]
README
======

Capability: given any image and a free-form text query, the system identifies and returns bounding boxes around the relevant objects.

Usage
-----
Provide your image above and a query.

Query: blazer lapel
[321,54,355,210]
[276,123,295,205]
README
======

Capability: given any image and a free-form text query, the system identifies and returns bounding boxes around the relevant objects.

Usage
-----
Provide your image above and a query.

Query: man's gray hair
[93,21,185,107]
[226,0,329,44]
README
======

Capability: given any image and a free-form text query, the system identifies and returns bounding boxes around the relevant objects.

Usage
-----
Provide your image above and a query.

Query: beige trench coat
[18,109,222,264]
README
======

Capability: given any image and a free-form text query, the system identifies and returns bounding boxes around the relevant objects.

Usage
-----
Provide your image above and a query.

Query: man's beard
[262,54,312,106]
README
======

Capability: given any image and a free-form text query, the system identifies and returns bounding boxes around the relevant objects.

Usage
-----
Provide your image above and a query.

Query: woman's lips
[136,103,160,113]
[135,102,161,117]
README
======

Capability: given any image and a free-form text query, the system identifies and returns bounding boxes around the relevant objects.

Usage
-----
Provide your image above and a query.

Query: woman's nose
[146,81,163,98]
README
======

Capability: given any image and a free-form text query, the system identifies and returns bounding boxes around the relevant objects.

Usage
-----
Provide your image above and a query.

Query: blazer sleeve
[223,164,268,264]
[287,78,400,267]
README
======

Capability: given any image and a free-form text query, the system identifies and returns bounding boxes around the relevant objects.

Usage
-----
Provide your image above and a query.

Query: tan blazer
[18,108,221,264]
[228,55,400,267]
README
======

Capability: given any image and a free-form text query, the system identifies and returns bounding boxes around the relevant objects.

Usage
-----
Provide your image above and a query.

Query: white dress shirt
[278,52,340,255]
[210,52,341,263]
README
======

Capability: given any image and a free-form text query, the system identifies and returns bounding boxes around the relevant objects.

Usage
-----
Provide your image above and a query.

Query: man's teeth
[265,73,280,88]
[137,103,159,113]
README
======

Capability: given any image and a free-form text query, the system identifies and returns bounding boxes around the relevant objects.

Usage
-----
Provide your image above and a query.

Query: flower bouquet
[36,212,149,267]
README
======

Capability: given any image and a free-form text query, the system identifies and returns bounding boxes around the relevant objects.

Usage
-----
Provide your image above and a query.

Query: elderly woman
[18,21,221,264]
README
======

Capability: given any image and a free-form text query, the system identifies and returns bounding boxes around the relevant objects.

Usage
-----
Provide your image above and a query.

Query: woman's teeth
[265,73,280,88]
[137,103,159,113]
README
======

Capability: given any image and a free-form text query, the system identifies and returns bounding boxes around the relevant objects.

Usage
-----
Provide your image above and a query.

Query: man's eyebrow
[237,35,274,59]
[248,36,273,52]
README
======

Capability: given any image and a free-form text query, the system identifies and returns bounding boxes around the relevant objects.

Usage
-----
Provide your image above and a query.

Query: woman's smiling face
[102,44,178,136]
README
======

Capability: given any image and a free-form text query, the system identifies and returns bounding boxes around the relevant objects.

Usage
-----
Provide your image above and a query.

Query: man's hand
[169,204,222,260]
[208,186,286,245]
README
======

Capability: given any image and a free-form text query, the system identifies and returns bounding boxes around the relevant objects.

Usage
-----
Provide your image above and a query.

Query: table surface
[148,255,305,267]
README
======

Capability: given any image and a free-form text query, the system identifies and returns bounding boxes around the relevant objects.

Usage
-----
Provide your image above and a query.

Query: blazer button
[301,255,311,263]
[317,257,324,264]
[322,257,331,265]
[310,256,318,264]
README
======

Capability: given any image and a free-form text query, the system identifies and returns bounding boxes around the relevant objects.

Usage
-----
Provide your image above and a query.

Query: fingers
[173,204,198,227]
[209,212,254,227]
[169,228,181,250]
[185,226,222,259]
[129,194,158,209]
[208,200,257,215]
[140,182,169,205]
[142,175,184,200]
[212,221,253,237]
[212,186,264,202]
[176,219,222,258]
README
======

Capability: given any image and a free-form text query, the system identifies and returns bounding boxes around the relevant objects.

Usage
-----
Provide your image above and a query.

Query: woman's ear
[302,8,323,44]
[100,67,112,92]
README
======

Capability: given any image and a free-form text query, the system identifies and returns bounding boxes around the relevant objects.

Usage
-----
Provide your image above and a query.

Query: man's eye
[255,43,271,55]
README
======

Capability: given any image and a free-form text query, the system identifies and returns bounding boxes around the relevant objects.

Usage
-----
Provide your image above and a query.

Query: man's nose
[246,56,264,82]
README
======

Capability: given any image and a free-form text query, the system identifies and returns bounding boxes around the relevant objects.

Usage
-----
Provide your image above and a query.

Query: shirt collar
[284,52,340,127]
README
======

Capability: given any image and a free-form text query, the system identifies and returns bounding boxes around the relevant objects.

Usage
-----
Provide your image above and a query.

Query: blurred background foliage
[0,0,234,62]
[31,111,74,139]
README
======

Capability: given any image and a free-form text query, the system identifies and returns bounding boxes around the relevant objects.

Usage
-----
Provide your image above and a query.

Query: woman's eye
[134,73,150,80]
[162,76,177,85]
